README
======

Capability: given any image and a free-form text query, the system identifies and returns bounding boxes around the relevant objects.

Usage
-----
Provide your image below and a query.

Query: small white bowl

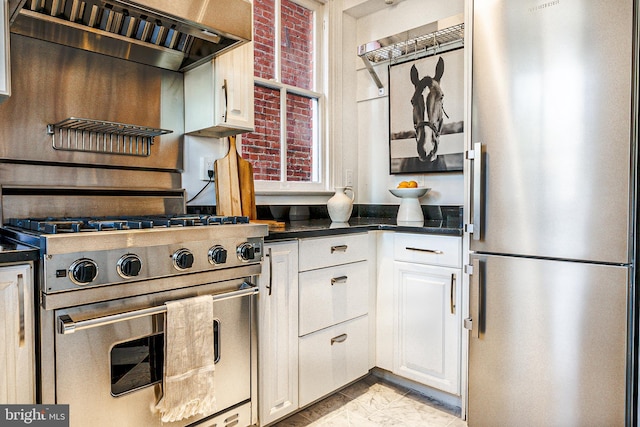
[389,187,430,198]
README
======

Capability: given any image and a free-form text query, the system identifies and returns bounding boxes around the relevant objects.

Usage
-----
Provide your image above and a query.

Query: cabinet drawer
[299,233,368,271]
[299,261,368,336]
[298,315,369,407]
[394,234,461,268]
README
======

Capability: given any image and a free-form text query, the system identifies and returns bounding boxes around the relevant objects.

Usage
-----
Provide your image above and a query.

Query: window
[242,0,325,190]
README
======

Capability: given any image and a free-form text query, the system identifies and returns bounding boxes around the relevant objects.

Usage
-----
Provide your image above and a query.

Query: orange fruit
[407,180,418,188]
[397,181,409,188]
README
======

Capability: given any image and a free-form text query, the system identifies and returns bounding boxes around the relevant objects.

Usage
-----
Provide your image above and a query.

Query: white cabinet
[1,0,11,103]
[0,263,35,404]
[298,233,369,271]
[257,241,299,426]
[298,315,369,407]
[298,261,368,336]
[184,42,254,137]
[377,232,462,395]
[298,233,370,407]
[393,261,460,394]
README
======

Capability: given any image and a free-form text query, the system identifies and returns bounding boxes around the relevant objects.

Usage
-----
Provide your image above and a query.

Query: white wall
[343,0,465,206]
[182,135,228,206]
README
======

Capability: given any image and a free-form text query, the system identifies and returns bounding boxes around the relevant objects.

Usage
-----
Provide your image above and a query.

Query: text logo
[1,405,69,426]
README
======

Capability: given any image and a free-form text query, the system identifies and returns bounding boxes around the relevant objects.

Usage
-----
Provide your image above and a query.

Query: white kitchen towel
[155,295,216,423]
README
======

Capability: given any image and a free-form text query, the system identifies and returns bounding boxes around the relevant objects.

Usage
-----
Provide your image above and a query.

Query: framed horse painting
[389,48,464,174]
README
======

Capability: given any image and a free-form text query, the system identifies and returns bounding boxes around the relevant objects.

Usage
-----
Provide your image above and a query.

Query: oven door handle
[57,284,259,335]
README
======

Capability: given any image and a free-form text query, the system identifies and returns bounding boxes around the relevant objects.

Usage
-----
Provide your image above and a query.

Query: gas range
[1,214,268,298]
[3,213,268,426]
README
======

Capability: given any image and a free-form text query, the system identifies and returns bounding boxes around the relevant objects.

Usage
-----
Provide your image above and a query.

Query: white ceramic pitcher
[327,187,354,223]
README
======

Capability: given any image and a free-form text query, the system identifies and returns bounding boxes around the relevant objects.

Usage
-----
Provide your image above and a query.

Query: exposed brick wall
[286,93,313,181]
[253,0,275,80]
[281,0,313,90]
[243,85,281,181]
[243,0,315,182]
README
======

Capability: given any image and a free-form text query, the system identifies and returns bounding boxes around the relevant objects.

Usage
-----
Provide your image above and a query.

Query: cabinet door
[257,241,299,425]
[214,42,254,132]
[393,262,460,395]
[184,42,254,137]
[0,264,34,404]
[1,0,10,102]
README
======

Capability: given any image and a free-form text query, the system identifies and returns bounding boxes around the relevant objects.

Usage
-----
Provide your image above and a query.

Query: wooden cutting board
[250,219,286,230]
[237,144,257,220]
[215,135,257,219]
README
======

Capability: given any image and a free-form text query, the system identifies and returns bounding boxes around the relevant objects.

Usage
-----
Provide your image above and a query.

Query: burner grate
[7,215,251,234]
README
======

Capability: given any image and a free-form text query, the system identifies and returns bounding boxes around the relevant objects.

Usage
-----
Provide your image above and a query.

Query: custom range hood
[8,0,252,71]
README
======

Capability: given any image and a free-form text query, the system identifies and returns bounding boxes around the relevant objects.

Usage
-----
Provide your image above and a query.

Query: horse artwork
[389,49,464,173]
[411,58,445,162]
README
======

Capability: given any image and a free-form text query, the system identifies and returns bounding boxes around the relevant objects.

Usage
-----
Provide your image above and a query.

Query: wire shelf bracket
[357,15,464,92]
[47,117,173,157]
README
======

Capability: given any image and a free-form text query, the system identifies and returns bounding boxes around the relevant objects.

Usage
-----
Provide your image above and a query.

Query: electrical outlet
[345,169,354,187]
[200,156,215,181]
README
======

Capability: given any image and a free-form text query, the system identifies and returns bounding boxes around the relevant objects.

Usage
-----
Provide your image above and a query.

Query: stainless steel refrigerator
[467,0,637,426]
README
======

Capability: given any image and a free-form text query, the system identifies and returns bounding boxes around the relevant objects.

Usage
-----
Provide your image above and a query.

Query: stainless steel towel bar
[57,286,258,335]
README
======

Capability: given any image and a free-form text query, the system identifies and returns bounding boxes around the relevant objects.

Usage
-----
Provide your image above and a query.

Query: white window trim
[251,0,329,194]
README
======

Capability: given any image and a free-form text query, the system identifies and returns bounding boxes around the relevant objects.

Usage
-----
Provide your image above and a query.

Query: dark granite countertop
[0,236,39,264]
[265,217,462,241]
[187,204,463,241]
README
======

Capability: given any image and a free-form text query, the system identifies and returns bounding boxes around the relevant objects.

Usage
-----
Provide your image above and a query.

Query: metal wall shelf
[47,117,173,157]
[357,16,464,91]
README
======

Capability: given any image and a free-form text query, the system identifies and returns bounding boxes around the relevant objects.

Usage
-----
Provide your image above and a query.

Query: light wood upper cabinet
[1,0,11,103]
[184,42,254,138]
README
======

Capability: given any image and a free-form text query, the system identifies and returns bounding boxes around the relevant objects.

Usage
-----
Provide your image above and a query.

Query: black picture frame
[389,48,464,174]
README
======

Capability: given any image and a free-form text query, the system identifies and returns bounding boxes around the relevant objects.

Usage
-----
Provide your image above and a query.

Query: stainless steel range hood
[8,0,252,71]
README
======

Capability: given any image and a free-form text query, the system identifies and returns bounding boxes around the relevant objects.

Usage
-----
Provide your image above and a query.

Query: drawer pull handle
[450,273,456,314]
[17,273,25,347]
[406,247,443,254]
[331,245,348,253]
[266,247,273,296]
[331,276,348,285]
[331,333,348,345]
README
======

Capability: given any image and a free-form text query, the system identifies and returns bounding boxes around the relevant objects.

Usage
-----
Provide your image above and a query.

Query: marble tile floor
[273,375,467,427]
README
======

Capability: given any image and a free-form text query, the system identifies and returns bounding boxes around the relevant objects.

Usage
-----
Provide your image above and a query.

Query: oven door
[53,279,254,427]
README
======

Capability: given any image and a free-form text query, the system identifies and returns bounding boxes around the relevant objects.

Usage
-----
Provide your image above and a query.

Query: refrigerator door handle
[468,142,483,240]
[466,258,483,338]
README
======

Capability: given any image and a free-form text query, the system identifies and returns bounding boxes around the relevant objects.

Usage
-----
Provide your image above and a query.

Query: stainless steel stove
[2,215,265,299]
[1,213,267,427]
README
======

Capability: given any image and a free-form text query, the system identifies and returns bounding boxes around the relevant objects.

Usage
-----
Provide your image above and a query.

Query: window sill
[255,190,334,196]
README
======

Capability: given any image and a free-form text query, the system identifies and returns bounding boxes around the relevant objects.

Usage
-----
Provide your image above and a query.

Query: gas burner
[7,215,250,234]
[1,212,267,294]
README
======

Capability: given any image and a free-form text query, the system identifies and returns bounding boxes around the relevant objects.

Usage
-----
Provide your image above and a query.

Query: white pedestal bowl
[389,187,430,226]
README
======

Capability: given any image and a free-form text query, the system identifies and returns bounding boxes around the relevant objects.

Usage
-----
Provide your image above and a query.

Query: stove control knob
[237,242,256,261]
[117,254,142,278]
[208,245,228,265]
[69,258,98,285]
[173,248,194,270]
